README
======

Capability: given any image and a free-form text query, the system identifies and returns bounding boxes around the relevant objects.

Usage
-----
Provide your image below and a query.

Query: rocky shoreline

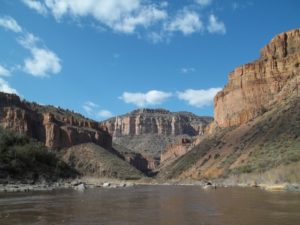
[0,178,136,193]
[1,178,300,193]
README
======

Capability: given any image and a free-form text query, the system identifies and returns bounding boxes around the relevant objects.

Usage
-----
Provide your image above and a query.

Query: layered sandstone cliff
[102,108,212,137]
[101,109,212,171]
[215,29,300,127]
[159,29,300,181]
[0,92,111,150]
[102,109,212,158]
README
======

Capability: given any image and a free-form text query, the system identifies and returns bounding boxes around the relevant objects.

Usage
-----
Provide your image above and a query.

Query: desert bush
[0,127,77,181]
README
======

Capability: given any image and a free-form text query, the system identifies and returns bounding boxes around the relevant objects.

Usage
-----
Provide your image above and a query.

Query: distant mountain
[101,108,212,171]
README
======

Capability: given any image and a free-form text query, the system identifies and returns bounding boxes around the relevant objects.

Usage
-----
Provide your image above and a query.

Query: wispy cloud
[0,65,11,77]
[0,16,22,33]
[181,67,196,74]
[177,88,222,107]
[21,0,48,15]
[207,14,226,34]
[0,15,62,96]
[21,1,226,41]
[83,101,113,119]
[97,110,113,118]
[32,0,167,34]
[120,90,172,107]
[165,10,203,36]
[18,33,61,77]
[0,78,18,94]
[195,0,213,7]
[232,2,253,11]
[83,101,99,115]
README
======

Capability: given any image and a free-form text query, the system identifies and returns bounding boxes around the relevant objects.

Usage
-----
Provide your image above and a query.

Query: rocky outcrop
[160,137,206,163]
[102,108,212,137]
[160,138,193,163]
[0,92,111,150]
[159,29,300,181]
[102,109,212,170]
[215,29,300,127]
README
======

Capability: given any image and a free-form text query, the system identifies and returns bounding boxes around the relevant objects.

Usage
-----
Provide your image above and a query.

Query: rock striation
[102,108,212,137]
[160,136,205,164]
[101,109,212,171]
[0,92,111,150]
[215,29,300,127]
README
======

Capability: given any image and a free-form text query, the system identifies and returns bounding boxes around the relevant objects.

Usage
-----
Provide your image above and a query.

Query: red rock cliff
[214,29,300,127]
[0,92,112,150]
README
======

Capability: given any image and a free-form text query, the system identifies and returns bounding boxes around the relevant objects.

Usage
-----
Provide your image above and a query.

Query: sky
[0,0,299,121]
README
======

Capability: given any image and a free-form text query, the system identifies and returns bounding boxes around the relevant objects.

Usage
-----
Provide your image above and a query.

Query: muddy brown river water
[0,185,300,225]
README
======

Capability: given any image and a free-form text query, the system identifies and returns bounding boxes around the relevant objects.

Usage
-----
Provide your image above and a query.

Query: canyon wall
[102,108,212,137]
[0,92,112,150]
[214,29,300,127]
[102,108,212,171]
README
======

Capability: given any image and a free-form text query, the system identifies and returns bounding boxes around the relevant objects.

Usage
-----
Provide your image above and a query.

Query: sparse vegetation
[159,98,300,182]
[61,143,143,180]
[0,128,77,182]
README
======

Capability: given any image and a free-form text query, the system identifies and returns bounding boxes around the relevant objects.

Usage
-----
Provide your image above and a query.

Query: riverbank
[1,177,300,193]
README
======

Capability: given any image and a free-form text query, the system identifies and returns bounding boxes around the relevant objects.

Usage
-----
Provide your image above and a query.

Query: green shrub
[0,127,77,181]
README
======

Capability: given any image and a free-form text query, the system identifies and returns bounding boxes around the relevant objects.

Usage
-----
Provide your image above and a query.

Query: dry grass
[223,162,300,186]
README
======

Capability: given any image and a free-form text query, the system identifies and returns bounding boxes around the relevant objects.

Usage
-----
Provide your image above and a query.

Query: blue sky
[0,0,299,121]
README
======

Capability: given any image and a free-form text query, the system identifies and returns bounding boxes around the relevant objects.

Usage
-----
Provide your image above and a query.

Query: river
[0,185,299,225]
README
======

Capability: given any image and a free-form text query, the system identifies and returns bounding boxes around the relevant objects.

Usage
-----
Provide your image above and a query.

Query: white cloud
[113,5,167,33]
[165,10,203,35]
[120,90,172,107]
[23,48,61,77]
[17,32,40,49]
[0,16,62,80]
[0,65,11,77]
[18,33,61,77]
[147,31,165,43]
[21,1,227,40]
[83,101,98,114]
[38,0,167,34]
[177,88,222,107]
[22,0,48,15]
[0,78,18,94]
[207,14,226,34]
[83,101,113,119]
[0,16,22,33]
[181,67,196,74]
[97,110,113,118]
[195,0,213,7]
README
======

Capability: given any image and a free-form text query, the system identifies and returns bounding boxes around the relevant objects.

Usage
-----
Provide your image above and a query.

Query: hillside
[0,128,77,182]
[159,97,300,181]
[159,29,300,183]
[61,143,143,180]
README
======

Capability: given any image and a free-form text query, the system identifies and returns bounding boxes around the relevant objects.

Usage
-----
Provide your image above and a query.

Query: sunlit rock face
[102,108,212,137]
[0,92,112,150]
[215,29,300,127]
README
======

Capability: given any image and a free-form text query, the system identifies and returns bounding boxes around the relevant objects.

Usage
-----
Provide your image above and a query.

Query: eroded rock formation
[102,108,212,137]
[0,92,111,150]
[215,29,300,127]
[101,109,212,171]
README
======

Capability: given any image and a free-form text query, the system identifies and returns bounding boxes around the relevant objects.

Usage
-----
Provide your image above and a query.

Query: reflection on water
[0,185,300,225]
